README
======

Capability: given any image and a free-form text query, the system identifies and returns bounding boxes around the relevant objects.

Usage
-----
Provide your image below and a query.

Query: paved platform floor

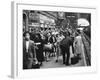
[40,36,87,69]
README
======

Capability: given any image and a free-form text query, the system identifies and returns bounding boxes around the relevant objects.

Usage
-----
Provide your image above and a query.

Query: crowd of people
[23,27,83,69]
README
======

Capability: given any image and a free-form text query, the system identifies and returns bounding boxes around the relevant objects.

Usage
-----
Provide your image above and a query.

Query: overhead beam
[38,11,57,20]
[43,11,57,19]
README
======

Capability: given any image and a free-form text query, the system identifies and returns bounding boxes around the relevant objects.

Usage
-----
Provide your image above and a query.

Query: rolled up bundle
[44,43,53,50]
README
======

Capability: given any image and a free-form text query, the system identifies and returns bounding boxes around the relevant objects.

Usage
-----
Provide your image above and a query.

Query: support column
[26,15,28,31]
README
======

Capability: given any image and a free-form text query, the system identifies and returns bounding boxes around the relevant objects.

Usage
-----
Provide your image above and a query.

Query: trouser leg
[62,53,66,64]
[62,48,66,64]
[66,50,70,65]
[27,58,33,69]
[56,46,60,62]
[46,52,49,61]
[60,46,65,64]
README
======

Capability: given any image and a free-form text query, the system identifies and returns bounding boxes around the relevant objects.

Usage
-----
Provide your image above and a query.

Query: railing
[83,32,91,46]
[81,32,91,66]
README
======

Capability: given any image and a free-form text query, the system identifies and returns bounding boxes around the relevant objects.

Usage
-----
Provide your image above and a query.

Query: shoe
[56,60,58,62]
[63,62,65,64]
[65,63,70,66]
[40,62,42,66]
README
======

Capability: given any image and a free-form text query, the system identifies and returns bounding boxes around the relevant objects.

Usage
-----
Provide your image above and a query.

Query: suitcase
[71,55,79,65]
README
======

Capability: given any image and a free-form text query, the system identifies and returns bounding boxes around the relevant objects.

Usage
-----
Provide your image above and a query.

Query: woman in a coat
[34,33,44,66]
[73,31,83,58]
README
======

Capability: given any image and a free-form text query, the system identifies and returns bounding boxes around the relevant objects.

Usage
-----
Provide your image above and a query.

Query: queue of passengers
[23,28,83,69]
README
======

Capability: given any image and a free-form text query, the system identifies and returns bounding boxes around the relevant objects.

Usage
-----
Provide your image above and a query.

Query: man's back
[60,36,72,48]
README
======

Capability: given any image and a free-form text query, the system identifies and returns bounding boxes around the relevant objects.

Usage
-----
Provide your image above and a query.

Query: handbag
[71,54,79,64]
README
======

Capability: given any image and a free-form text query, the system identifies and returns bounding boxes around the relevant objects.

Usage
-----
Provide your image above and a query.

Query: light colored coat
[74,35,83,54]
